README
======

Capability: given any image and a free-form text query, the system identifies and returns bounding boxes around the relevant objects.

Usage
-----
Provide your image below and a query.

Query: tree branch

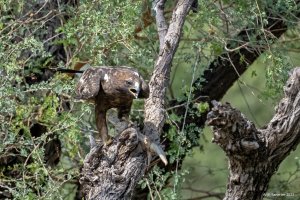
[144,0,194,142]
[206,67,300,200]
[153,0,168,52]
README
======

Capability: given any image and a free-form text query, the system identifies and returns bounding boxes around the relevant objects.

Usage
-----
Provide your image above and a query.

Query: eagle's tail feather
[54,68,84,74]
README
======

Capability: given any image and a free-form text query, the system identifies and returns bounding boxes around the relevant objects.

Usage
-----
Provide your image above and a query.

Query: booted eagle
[75,66,149,144]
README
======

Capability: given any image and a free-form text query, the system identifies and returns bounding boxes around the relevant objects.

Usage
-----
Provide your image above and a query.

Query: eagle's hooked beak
[129,82,140,99]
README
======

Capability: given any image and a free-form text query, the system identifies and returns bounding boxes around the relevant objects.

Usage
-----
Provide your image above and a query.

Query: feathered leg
[95,105,111,145]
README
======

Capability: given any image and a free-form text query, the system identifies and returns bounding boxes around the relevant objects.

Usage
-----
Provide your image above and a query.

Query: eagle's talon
[104,137,113,146]
[127,121,135,128]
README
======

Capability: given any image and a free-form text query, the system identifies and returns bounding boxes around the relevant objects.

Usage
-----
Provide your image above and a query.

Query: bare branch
[144,0,194,142]
[153,0,168,52]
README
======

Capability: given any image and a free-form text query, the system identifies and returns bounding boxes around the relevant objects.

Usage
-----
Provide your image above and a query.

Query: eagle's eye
[125,80,133,85]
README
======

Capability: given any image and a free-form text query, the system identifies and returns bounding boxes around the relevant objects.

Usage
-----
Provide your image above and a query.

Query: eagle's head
[104,67,149,99]
[125,79,140,99]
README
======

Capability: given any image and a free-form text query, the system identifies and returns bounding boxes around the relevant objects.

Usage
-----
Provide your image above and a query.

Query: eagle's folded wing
[76,67,103,100]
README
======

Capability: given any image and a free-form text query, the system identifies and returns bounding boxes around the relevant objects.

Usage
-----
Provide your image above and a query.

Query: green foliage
[139,165,189,200]
[263,51,292,99]
[1,0,300,199]
[57,0,153,70]
[0,0,157,198]
[194,102,209,114]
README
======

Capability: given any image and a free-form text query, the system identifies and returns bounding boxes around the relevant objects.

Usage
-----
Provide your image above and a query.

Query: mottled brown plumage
[76,66,149,143]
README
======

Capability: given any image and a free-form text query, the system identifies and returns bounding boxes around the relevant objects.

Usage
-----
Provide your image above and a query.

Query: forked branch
[207,67,300,200]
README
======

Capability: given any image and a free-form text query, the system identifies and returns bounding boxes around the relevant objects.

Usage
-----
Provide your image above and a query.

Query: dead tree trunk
[79,0,195,199]
[207,67,300,200]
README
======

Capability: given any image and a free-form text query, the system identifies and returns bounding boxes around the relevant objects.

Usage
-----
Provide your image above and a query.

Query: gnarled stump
[79,128,147,200]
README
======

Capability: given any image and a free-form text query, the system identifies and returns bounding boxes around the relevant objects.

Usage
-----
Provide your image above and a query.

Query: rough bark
[153,0,168,53]
[144,0,194,141]
[79,0,194,199]
[206,67,300,200]
[79,128,147,199]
